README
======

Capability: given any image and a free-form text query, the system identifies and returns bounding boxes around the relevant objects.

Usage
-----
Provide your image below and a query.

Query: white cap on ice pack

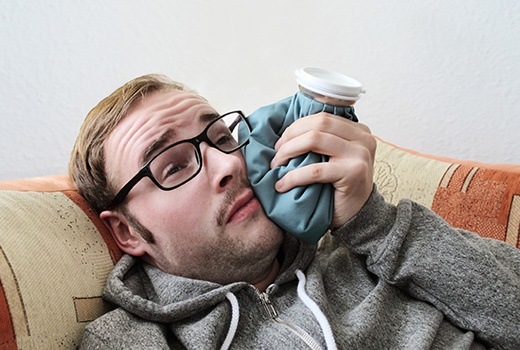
[295,67,365,101]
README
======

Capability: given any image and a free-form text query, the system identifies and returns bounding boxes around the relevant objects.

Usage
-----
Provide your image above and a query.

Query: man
[71,74,519,349]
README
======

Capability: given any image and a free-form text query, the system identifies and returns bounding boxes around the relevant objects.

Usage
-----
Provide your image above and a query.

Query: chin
[257,218,285,245]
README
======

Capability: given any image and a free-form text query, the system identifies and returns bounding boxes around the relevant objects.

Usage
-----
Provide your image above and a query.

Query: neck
[253,258,280,292]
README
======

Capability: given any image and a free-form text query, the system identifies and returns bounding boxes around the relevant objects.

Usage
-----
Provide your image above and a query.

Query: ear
[100,210,147,257]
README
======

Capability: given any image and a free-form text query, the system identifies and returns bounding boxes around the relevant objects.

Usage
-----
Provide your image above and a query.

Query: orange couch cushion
[374,138,520,249]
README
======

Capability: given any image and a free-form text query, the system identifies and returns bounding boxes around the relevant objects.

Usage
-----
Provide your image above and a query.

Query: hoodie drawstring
[221,271,336,350]
[220,292,239,350]
[296,269,337,350]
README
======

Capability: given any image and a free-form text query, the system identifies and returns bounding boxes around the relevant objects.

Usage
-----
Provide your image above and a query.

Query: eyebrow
[200,112,220,123]
[142,128,175,165]
[140,113,220,165]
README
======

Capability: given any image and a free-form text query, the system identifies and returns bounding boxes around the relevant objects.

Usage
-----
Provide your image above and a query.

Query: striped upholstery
[374,139,520,248]
[0,140,518,349]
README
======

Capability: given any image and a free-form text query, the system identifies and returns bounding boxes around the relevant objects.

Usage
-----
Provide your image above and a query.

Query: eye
[150,142,198,186]
[163,162,187,177]
[215,132,236,147]
[208,118,241,150]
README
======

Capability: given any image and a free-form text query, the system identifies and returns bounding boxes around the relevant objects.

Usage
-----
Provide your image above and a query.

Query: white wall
[1,0,519,180]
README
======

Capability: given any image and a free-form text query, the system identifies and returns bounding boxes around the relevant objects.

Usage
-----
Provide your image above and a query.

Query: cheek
[133,185,212,235]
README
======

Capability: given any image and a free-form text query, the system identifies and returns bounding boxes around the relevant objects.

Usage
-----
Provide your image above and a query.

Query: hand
[270,112,376,228]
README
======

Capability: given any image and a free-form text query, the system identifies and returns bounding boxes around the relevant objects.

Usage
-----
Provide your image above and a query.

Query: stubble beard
[200,178,284,285]
[143,177,284,285]
[202,215,283,285]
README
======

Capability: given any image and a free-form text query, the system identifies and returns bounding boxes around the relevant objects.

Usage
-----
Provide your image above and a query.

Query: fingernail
[274,139,281,151]
[275,179,285,192]
[270,156,278,168]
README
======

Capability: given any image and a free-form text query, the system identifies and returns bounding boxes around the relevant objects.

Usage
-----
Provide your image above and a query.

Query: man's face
[102,89,284,285]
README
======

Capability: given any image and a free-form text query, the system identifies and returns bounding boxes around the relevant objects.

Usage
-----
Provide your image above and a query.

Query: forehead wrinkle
[150,92,207,117]
[140,112,220,166]
[130,91,220,161]
[106,89,220,189]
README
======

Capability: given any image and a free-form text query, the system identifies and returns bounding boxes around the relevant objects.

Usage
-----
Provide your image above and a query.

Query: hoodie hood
[102,233,317,324]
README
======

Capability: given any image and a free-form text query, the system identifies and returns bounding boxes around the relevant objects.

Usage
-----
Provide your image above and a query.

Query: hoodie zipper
[257,290,323,350]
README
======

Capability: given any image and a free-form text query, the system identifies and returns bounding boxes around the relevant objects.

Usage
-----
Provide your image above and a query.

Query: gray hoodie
[80,190,520,349]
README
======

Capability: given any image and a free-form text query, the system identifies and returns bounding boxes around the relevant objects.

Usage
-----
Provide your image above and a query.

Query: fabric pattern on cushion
[374,138,520,249]
[0,175,122,349]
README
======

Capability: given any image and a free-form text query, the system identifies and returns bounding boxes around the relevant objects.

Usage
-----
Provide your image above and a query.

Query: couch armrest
[0,175,122,349]
[374,138,520,249]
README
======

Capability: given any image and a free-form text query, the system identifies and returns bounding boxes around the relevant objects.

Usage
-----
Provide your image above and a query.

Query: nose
[200,143,245,193]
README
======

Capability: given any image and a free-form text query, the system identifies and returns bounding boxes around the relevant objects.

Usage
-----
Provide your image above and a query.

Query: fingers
[271,112,376,226]
[275,113,370,151]
[271,112,375,170]
[273,153,372,193]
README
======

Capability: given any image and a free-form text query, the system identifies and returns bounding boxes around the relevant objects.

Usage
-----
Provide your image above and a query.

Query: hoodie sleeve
[332,188,520,349]
[80,328,110,350]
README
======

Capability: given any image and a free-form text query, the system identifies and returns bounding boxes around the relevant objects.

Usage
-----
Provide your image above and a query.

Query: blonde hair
[69,74,195,212]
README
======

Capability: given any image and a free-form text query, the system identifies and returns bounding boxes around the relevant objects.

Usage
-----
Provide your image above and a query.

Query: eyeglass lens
[149,112,249,190]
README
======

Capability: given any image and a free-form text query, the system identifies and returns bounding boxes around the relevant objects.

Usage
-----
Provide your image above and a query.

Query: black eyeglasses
[108,110,251,209]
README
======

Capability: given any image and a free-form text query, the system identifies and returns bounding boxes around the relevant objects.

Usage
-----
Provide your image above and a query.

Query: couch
[1,138,519,349]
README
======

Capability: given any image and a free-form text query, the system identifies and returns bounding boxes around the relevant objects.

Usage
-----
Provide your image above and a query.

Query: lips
[226,189,261,224]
